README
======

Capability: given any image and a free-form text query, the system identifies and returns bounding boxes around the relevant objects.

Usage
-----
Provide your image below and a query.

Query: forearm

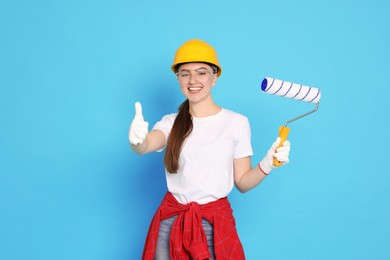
[130,129,166,155]
[130,139,149,154]
[234,137,291,193]
[235,164,267,193]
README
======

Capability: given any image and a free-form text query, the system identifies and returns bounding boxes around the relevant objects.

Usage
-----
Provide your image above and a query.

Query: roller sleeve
[261,77,321,104]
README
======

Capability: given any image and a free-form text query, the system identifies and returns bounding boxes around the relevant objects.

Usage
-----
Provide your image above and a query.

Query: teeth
[189,87,202,91]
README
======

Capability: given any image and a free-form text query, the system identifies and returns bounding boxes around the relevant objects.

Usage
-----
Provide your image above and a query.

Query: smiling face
[177,62,217,105]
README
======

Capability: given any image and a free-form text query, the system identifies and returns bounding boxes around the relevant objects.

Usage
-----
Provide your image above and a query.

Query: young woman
[129,39,291,260]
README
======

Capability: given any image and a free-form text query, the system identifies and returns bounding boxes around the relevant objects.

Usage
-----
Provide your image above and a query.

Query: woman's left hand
[258,137,291,175]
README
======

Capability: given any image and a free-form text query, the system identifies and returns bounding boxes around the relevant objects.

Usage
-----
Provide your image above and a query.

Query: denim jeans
[154,215,215,259]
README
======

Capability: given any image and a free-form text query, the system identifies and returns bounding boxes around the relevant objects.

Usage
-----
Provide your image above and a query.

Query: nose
[189,72,197,84]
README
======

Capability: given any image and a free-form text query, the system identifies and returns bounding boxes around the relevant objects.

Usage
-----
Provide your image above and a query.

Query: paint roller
[261,77,321,166]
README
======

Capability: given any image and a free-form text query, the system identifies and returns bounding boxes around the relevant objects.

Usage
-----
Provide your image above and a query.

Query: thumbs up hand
[129,102,149,145]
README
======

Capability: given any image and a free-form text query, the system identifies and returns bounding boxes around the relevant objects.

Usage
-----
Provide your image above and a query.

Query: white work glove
[258,137,291,175]
[128,102,149,145]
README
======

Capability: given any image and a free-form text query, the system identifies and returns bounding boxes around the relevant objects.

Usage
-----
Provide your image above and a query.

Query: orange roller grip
[273,126,290,166]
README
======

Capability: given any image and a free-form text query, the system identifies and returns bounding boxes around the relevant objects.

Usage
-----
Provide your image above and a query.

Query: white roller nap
[261,77,321,104]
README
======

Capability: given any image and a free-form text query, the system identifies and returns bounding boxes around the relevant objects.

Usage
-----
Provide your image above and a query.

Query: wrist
[258,160,273,175]
[130,140,148,154]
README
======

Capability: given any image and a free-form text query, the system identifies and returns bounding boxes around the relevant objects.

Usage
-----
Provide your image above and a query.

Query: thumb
[272,137,281,149]
[134,102,144,120]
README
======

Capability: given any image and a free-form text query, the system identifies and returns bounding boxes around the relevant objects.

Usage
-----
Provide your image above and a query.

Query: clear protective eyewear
[176,68,215,83]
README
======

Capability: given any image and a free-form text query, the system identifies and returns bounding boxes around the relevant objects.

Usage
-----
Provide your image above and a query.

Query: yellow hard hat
[171,39,222,77]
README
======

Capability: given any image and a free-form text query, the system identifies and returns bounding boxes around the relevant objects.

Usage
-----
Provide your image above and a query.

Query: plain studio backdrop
[0,0,389,259]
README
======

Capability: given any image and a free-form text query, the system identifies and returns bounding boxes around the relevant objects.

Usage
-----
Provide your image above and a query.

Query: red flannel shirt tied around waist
[142,192,245,260]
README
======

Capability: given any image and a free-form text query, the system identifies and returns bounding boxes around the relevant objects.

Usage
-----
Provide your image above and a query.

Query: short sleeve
[233,116,253,159]
[152,113,177,151]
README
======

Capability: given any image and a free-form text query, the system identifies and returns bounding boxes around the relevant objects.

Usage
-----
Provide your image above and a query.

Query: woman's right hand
[128,102,149,145]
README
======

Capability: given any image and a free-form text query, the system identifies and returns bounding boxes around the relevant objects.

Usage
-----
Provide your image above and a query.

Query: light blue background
[1,0,389,259]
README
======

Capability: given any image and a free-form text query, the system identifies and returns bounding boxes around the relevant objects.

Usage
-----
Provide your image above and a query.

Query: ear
[211,74,217,86]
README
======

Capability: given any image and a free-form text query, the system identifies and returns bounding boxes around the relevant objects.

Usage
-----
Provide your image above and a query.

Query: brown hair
[164,99,193,173]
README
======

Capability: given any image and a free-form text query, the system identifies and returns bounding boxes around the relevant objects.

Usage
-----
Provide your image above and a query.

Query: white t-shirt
[152,108,253,204]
